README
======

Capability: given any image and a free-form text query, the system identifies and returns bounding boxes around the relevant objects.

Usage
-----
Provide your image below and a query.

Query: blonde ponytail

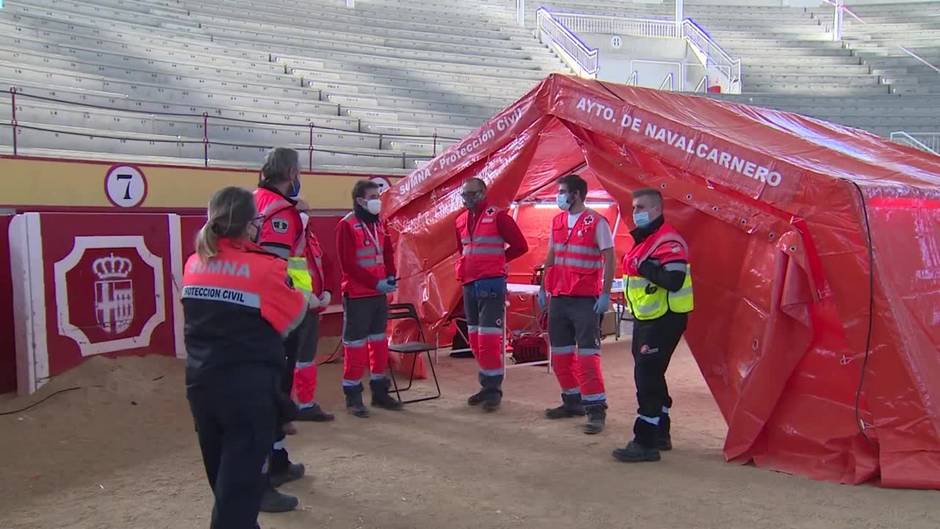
[195,223,220,261]
[197,186,257,262]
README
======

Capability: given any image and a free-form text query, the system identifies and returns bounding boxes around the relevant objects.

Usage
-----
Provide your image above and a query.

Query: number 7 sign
[105,165,148,208]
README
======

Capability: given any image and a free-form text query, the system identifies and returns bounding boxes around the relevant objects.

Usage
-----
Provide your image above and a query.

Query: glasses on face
[460,191,481,199]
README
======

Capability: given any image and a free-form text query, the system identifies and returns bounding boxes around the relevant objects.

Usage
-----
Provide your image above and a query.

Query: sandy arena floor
[0,338,937,529]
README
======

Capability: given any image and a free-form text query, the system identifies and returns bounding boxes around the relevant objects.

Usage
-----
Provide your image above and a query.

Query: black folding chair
[387,303,442,404]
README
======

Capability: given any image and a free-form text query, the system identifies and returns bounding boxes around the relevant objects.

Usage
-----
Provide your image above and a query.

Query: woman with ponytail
[182,186,308,529]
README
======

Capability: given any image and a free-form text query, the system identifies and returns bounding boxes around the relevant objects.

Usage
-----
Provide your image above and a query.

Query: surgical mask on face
[556,193,571,211]
[633,211,652,228]
[288,177,301,198]
[366,199,382,215]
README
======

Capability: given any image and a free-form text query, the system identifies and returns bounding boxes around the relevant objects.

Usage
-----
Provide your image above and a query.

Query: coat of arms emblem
[93,253,134,335]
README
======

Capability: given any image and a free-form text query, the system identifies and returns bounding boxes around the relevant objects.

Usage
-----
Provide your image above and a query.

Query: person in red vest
[538,174,616,435]
[252,147,321,512]
[292,212,336,423]
[613,188,694,463]
[455,177,528,411]
[335,179,402,417]
[182,186,307,529]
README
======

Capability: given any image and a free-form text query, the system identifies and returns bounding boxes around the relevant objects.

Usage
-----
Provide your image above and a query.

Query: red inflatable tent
[383,74,940,488]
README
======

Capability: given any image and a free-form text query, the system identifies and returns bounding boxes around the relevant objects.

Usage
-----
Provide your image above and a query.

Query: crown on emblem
[93,253,133,280]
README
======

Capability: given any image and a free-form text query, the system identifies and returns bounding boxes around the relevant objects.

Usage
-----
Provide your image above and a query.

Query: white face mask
[366,198,382,215]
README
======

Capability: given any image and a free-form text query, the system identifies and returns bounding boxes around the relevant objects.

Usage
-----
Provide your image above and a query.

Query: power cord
[848,180,875,444]
[0,386,84,416]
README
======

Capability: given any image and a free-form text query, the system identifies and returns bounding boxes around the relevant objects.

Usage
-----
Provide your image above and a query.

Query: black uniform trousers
[632,310,688,447]
[270,311,315,473]
[188,368,278,529]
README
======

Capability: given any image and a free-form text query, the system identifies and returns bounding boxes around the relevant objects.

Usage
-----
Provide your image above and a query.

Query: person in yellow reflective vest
[614,188,693,463]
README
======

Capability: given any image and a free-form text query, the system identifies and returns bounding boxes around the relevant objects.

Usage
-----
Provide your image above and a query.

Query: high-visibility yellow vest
[287,256,313,294]
[624,263,694,320]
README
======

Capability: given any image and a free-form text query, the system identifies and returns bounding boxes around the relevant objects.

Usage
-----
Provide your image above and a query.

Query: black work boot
[545,392,585,419]
[370,377,404,411]
[296,402,335,422]
[344,383,370,418]
[480,374,504,412]
[467,373,487,406]
[260,483,299,512]
[269,448,305,487]
[616,418,662,461]
[583,403,607,435]
[658,413,672,451]
[612,440,661,463]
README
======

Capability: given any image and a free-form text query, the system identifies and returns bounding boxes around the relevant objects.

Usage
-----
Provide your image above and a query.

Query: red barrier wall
[0,215,16,393]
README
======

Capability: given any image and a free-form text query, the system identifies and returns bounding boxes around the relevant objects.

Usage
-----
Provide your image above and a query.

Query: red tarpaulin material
[383,74,940,488]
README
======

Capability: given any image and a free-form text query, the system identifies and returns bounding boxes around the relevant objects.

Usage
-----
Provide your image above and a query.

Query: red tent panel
[383,74,940,488]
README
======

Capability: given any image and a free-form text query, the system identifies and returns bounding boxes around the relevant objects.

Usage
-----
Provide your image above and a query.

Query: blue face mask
[556,193,571,211]
[633,211,652,228]
[288,177,301,198]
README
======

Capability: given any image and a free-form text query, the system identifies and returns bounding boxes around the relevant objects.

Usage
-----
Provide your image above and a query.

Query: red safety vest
[455,205,507,284]
[339,212,388,298]
[182,239,307,339]
[622,223,689,275]
[253,187,305,258]
[547,209,604,297]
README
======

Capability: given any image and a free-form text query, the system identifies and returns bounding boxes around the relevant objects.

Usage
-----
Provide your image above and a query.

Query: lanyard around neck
[361,222,381,253]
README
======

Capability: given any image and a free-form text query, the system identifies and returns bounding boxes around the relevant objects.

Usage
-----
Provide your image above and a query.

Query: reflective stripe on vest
[456,206,507,283]
[340,212,388,297]
[549,210,604,296]
[624,265,694,320]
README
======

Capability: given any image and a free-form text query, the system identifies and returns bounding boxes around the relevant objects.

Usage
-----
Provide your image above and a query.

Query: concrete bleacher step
[303,80,518,111]
[740,83,891,96]
[743,63,869,75]
[189,0,517,40]
[190,14,544,56]
[182,6,540,51]
[0,47,302,88]
[190,18,541,63]
[321,93,498,118]
[4,122,427,169]
[3,81,455,137]
[6,99,446,153]
[303,77,518,106]
[280,53,545,84]
[286,59,538,92]
[12,0,200,31]
[741,73,882,86]
[739,55,862,66]
[188,22,536,67]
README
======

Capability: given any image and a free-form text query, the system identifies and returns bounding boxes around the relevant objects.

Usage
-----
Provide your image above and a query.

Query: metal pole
[10,87,17,157]
[675,0,683,33]
[308,123,314,171]
[202,112,208,167]
[517,0,525,27]
[833,0,844,42]
[432,132,438,156]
